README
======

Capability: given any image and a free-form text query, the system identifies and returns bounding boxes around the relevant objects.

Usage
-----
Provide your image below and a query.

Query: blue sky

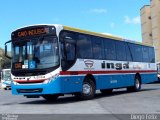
[0,0,150,49]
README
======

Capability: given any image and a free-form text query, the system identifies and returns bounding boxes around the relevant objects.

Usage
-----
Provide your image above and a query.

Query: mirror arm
[5,40,12,59]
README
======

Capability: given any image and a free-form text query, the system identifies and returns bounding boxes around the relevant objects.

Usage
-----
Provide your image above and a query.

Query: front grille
[17,88,43,93]
[16,80,45,84]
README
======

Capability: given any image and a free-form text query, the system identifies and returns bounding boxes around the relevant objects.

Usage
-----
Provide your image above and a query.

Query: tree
[0,48,11,70]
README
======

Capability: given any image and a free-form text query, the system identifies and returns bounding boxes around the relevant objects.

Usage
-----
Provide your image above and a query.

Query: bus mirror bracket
[5,40,12,59]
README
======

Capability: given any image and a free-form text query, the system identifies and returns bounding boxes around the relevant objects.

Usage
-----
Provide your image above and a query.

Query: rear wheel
[75,78,96,100]
[42,95,59,101]
[127,75,141,92]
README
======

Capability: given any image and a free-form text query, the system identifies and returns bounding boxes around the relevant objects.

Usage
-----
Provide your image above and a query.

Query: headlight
[43,74,59,84]
[43,79,50,84]
[13,81,18,85]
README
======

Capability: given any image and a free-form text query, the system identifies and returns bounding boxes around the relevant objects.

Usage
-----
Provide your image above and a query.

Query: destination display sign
[11,26,56,39]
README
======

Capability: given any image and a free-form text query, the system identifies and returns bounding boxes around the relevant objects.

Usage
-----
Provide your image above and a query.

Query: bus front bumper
[11,78,62,95]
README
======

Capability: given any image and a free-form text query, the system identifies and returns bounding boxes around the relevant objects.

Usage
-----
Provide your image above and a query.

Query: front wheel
[42,94,59,101]
[75,78,96,100]
[127,75,141,92]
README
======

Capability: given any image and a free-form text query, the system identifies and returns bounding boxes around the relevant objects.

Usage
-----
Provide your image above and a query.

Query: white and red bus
[1,69,11,90]
[5,24,157,101]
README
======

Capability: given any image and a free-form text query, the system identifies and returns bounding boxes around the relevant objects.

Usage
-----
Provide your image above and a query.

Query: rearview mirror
[5,40,12,59]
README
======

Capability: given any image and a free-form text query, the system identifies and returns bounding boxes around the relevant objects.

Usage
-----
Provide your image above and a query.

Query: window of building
[148,16,151,20]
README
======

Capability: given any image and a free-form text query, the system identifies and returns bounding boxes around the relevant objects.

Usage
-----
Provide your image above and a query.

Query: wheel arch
[84,74,96,88]
[135,73,142,83]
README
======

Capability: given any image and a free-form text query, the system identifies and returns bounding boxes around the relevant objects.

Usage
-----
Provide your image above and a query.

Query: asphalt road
[0,83,160,120]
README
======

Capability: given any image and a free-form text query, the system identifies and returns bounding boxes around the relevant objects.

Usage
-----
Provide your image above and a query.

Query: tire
[127,75,141,92]
[42,95,59,101]
[4,88,7,90]
[76,78,96,100]
[100,89,113,94]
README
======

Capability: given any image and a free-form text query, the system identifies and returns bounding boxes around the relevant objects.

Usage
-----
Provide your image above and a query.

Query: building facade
[140,0,160,62]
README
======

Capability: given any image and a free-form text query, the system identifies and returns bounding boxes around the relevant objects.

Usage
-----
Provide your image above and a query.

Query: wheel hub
[83,83,91,95]
[135,78,140,89]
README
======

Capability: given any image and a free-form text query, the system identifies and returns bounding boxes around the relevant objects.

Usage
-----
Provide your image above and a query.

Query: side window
[129,43,142,62]
[116,41,126,61]
[135,45,142,62]
[104,39,116,60]
[125,43,132,61]
[142,46,149,62]
[59,31,76,71]
[59,31,76,61]
[65,43,76,61]
[149,47,155,63]
[77,34,93,59]
[92,37,104,59]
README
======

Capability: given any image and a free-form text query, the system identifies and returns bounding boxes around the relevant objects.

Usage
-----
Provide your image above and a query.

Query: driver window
[60,31,76,61]
[65,43,75,60]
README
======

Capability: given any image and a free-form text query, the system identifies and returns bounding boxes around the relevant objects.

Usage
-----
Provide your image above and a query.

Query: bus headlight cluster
[43,74,59,84]
[13,81,18,85]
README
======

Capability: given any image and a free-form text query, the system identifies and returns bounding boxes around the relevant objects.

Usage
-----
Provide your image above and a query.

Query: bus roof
[11,24,153,47]
[63,26,123,41]
[63,25,153,47]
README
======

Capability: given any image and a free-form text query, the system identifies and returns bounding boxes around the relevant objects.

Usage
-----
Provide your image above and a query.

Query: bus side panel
[141,73,157,84]
[61,76,84,93]
[95,74,135,89]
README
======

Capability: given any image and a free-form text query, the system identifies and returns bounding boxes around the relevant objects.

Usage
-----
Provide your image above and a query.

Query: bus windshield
[12,36,59,70]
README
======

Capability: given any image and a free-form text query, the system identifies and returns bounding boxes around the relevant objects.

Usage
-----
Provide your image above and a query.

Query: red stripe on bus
[60,70,157,75]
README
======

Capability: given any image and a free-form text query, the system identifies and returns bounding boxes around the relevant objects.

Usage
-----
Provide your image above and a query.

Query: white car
[1,79,11,90]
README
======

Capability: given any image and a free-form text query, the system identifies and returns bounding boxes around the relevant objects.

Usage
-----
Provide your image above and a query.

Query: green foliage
[0,48,11,70]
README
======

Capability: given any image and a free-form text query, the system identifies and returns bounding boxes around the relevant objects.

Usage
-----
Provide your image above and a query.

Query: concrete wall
[140,5,152,45]
[141,0,160,62]
[151,0,160,62]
